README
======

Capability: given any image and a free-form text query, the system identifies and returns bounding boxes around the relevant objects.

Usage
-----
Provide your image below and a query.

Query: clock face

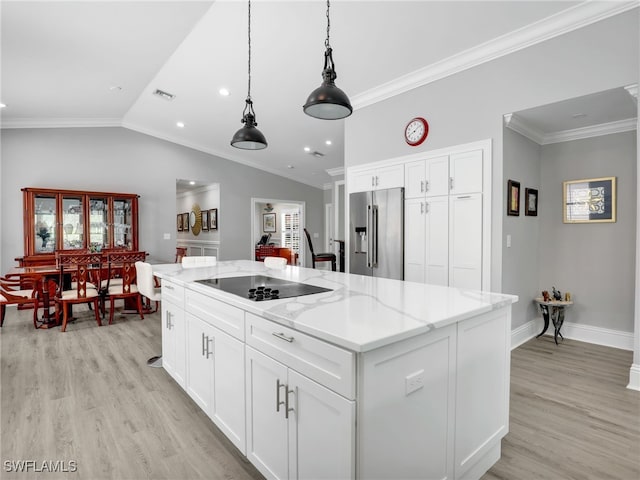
[404,117,429,146]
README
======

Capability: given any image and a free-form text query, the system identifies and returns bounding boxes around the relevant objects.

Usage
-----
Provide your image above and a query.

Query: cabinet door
[60,194,85,250]
[450,150,483,195]
[88,197,108,251]
[186,313,214,414]
[246,347,288,480]
[32,193,57,254]
[375,163,404,190]
[162,300,186,388]
[111,197,135,249]
[425,196,449,286]
[348,170,375,193]
[404,198,426,283]
[288,370,355,480]
[404,160,426,199]
[449,193,482,290]
[211,328,246,454]
[425,155,450,197]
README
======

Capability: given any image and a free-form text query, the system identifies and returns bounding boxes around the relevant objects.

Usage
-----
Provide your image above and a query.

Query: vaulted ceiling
[2,1,637,188]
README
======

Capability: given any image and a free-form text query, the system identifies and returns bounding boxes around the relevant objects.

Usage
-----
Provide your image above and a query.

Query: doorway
[250,198,306,266]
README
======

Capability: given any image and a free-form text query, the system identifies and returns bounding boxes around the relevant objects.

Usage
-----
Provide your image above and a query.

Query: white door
[449,193,482,290]
[450,150,483,195]
[425,196,449,286]
[404,160,426,199]
[288,370,355,480]
[185,313,213,414]
[246,347,289,480]
[404,198,426,283]
[211,327,246,454]
[425,156,450,197]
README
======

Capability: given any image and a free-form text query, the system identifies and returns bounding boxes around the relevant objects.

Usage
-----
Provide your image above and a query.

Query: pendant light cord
[325,0,331,50]
[247,0,252,102]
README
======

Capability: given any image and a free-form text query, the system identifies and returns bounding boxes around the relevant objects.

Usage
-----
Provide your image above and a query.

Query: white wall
[539,131,637,334]
[0,127,325,270]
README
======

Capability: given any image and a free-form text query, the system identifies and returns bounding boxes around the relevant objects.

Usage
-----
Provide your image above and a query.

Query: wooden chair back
[56,252,102,298]
[105,251,147,294]
[175,247,188,263]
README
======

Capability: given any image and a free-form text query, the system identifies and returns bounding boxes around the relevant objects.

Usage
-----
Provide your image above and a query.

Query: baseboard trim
[628,364,640,391]
[512,318,634,351]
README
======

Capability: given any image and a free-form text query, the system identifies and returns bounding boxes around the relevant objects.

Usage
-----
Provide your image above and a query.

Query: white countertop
[153,260,518,352]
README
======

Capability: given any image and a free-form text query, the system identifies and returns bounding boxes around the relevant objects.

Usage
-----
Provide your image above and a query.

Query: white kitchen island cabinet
[153,260,517,480]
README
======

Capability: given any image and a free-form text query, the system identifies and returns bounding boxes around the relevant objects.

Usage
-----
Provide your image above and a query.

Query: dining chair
[264,256,287,269]
[0,275,40,328]
[54,252,103,332]
[303,228,336,271]
[135,261,163,367]
[103,251,147,325]
[175,247,188,263]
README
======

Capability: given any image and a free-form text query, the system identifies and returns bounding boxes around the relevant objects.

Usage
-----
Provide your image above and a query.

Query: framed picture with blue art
[563,176,616,223]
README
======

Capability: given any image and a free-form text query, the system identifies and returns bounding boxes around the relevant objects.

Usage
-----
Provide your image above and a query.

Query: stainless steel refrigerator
[349,187,404,280]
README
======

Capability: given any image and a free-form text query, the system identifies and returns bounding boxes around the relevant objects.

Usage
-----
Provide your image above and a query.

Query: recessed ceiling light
[571,113,587,119]
[287,165,294,169]
[325,140,332,145]
[176,122,185,128]
[0,103,6,108]
[219,88,230,96]
[109,86,122,92]
[189,181,195,185]
[304,147,311,152]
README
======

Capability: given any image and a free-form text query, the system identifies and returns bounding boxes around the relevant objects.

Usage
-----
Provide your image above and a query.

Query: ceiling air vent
[308,151,325,158]
[153,89,176,101]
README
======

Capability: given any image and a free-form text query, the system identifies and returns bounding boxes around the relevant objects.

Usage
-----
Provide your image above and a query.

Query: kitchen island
[152,260,517,480]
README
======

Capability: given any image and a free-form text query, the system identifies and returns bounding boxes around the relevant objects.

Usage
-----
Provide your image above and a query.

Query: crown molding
[625,83,638,99]
[504,113,637,145]
[0,117,122,129]
[326,166,344,177]
[352,1,639,110]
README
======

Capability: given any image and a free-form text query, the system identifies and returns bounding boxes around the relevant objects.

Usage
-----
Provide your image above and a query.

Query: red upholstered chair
[303,228,336,271]
[54,252,103,332]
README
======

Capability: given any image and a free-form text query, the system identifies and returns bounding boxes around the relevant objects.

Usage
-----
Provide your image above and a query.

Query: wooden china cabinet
[18,187,139,266]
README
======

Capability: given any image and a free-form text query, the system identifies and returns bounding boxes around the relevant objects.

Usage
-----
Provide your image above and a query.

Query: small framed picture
[182,212,189,232]
[177,214,183,232]
[201,210,209,231]
[263,213,276,233]
[525,188,538,216]
[507,180,520,216]
[209,208,218,230]
[563,176,616,223]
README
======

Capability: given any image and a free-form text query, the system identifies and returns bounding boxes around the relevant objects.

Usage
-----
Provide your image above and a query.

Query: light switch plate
[164,233,171,240]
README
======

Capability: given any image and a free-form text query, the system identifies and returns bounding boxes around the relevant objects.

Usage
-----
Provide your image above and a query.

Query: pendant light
[303,0,352,120]
[231,0,267,150]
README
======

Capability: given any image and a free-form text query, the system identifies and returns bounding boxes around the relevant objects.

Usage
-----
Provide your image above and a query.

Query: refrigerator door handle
[372,204,379,268]
[367,205,372,268]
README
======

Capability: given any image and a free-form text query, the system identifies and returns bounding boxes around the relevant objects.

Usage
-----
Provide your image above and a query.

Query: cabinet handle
[457,195,472,199]
[206,336,213,359]
[201,332,206,357]
[166,311,172,329]
[165,285,174,290]
[420,202,424,214]
[420,180,424,193]
[449,177,454,190]
[424,202,429,213]
[371,176,375,187]
[272,332,294,343]
[276,379,286,413]
[425,180,429,191]
[376,176,380,186]
[285,386,295,419]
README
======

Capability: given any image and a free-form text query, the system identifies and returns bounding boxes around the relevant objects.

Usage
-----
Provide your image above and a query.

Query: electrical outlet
[405,369,425,395]
[506,234,511,248]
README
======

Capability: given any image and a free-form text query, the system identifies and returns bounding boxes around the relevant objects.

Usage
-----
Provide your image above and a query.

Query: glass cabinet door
[33,194,57,253]
[89,197,108,252]
[61,195,84,250]
[112,198,134,249]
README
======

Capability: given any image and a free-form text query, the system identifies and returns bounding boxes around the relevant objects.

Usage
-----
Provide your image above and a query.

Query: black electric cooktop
[196,275,332,301]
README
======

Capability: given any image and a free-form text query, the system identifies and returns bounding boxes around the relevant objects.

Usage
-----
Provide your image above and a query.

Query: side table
[534,297,573,345]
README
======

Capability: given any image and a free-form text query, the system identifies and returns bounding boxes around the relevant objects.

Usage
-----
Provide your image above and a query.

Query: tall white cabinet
[403,149,484,290]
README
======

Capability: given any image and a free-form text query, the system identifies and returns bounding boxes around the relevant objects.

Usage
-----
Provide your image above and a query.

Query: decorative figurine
[542,290,550,302]
[565,292,571,302]
[552,286,562,301]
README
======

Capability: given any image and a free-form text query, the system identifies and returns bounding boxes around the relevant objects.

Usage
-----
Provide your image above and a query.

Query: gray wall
[502,128,541,329]
[539,131,637,333]
[344,10,638,330]
[0,127,325,271]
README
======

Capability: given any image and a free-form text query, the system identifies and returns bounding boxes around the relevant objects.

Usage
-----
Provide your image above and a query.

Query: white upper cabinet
[349,163,404,193]
[450,150,483,195]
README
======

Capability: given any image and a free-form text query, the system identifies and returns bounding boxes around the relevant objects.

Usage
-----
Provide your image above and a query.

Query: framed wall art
[201,209,209,231]
[182,212,189,232]
[209,208,218,230]
[563,176,616,223]
[177,214,183,232]
[507,180,520,216]
[263,212,276,233]
[525,188,538,217]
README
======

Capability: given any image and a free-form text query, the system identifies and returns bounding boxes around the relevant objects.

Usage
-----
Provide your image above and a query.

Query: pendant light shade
[231,100,267,150]
[303,0,352,120]
[231,0,267,150]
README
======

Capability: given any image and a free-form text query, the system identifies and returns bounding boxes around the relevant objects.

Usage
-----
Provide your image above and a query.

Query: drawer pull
[165,285,174,290]
[272,332,294,343]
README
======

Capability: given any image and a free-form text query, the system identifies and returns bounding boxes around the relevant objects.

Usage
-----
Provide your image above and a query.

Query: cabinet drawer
[162,281,184,306]
[245,313,355,399]
[185,289,245,341]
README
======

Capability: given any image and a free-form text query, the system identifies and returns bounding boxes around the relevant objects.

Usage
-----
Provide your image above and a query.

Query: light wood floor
[1,307,639,480]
